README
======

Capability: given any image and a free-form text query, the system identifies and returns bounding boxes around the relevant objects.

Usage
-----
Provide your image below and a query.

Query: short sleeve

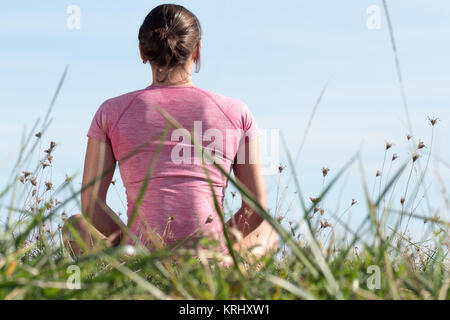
[87,100,112,145]
[240,102,261,143]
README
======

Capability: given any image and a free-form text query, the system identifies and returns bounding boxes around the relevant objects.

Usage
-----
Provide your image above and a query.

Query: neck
[151,79,194,87]
[151,65,194,87]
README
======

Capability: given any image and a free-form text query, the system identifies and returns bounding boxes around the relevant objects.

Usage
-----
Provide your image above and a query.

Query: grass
[0,74,448,300]
[1,3,449,300]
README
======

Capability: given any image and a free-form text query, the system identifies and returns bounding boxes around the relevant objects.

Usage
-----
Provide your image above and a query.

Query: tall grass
[1,3,449,299]
[0,67,448,300]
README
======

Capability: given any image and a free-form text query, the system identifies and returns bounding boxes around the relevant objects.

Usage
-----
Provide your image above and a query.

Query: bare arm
[81,138,126,244]
[227,137,278,255]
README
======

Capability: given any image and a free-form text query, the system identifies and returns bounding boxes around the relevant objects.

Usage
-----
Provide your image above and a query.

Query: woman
[64,4,278,258]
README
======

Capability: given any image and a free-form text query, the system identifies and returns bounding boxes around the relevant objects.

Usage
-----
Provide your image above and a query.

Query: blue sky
[1,1,449,240]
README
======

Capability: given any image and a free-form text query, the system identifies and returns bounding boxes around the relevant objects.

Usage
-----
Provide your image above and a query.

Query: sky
[1,0,449,241]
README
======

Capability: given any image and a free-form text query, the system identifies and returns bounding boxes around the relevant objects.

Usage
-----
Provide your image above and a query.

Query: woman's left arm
[228,137,279,257]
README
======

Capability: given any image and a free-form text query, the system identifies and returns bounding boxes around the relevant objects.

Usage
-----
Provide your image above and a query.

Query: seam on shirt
[109,89,149,136]
[107,86,243,149]
[190,87,240,131]
[86,131,112,146]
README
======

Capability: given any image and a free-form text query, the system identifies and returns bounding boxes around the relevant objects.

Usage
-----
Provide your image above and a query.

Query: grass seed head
[45,181,53,191]
[392,153,398,161]
[412,153,419,162]
[278,165,286,174]
[35,132,42,138]
[320,219,331,229]
[41,160,49,168]
[407,134,412,141]
[428,116,439,126]
[290,226,296,237]
[321,167,330,177]
[205,214,214,224]
[385,141,393,150]
[376,170,381,177]
[310,197,320,204]
[22,171,32,178]
[417,140,426,149]
[45,201,54,210]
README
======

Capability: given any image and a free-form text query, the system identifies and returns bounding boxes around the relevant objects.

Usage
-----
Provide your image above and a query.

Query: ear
[193,40,202,62]
[139,43,146,63]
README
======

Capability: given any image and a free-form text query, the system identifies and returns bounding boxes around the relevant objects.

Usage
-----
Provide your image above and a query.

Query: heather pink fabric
[87,85,260,251]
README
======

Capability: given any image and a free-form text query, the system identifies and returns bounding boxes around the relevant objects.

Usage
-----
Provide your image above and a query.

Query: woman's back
[87,85,259,247]
[64,4,276,259]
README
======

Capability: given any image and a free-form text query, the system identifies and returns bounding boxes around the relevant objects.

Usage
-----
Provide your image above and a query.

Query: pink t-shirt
[87,85,259,251]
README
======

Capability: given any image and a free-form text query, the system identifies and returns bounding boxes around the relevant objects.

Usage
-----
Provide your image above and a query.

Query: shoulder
[193,87,257,132]
[192,87,250,113]
[99,88,147,113]
[90,89,148,133]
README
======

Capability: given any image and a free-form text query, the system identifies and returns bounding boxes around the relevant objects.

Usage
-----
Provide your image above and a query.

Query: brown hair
[138,4,202,83]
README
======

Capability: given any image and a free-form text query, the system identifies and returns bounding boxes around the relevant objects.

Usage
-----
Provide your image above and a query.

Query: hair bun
[153,27,171,40]
[138,4,202,79]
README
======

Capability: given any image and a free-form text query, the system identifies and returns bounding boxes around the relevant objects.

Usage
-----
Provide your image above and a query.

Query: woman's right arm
[81,137,126,244]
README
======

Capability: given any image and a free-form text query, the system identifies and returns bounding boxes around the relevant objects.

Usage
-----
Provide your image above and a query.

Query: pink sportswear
[87,85,259,250]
